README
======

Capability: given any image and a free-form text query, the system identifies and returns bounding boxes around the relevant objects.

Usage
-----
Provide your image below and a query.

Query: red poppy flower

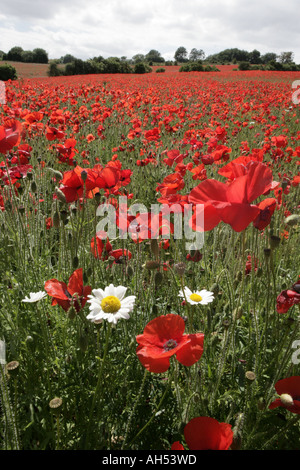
[58,166,96,202]
[253,198,277,231]
[175,417,233,450]
[136,314,204,373]
[45,126,65,141]
[156,173,185,197]
[189,161,274,232]
[128,211,174,243]
[44,268,91,313]
[91,232,113,260]
[269,376,300,414]
[0,120,22,154]
[276,280,300,314]
[171,441,185,450]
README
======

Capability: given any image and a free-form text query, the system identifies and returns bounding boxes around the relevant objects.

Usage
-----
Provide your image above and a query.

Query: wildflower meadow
[0,68,300,451]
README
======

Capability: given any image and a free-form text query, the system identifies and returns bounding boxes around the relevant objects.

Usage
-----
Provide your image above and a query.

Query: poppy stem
[84,322,112,449]
[261,414,300,450]
[121,368,149,449]
[127,370,174,448]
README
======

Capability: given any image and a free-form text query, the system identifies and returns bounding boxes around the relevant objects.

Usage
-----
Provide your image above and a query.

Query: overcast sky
[0,0,299,62]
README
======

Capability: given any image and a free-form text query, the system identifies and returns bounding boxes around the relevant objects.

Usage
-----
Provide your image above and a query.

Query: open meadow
[1,67,300,450]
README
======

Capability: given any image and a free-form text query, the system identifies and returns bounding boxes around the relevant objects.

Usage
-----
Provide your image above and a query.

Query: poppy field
[1,68,300,450]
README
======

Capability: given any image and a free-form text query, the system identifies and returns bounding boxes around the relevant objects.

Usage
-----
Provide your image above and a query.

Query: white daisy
[86,284,136,325]
[179,286,214,305]
[22,291,47,303]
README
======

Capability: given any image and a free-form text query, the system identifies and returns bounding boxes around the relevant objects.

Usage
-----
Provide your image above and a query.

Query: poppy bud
[72,256,79,269]
[257,397,266,410]
[47,168,63,181]
[154,271,163,287]
[55,187,67,204]
[264,248,271,258]
[126,266,134,278]
[67,306,77,320]
[144,260,160,270]
[53,211,60,228]
[60,210,68,222]
[285,214,300,226]
[210,283,220,295]
[270,235,280,249]
[150,239,159,258]
[94,192,101,204]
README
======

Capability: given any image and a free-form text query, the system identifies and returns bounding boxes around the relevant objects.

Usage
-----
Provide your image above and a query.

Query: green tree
[22,50,34,63]
[32,48,48,63]
[6,46,24,61]
[132,54,145,64]
[61,54,76,64]
[249,49,261,64]
[261,52,277,64]
[189,48,205,61]
[145,50,164,63]
[278,51,294,64]
[174,47,188,62]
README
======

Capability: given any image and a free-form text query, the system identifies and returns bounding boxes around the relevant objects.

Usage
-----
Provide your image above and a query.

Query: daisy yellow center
[101,295,121,313]
[190,293,202,302]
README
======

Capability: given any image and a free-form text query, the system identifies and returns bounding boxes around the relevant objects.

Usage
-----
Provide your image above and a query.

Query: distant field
[1,60,238,79]
[0,61,63,78]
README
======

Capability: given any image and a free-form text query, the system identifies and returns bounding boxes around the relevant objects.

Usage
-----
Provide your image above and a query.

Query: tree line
[0,46,48,64]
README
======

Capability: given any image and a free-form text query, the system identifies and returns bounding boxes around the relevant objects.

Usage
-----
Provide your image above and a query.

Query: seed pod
[6,361,20,377]
[245,371,256,382]
[174,262,186,276]
[49,397,63,415]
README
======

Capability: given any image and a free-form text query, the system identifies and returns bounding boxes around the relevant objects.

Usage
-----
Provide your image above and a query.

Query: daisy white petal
[22,291,47,303]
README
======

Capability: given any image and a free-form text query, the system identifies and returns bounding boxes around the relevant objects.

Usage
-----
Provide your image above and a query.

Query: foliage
[0,64,17,81]
[1,68,300,452]
[3,46,48,64]
[174,47,188,63]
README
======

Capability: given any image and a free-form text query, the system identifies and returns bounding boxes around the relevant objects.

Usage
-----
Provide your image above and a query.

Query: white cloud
[0,0,299,62]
